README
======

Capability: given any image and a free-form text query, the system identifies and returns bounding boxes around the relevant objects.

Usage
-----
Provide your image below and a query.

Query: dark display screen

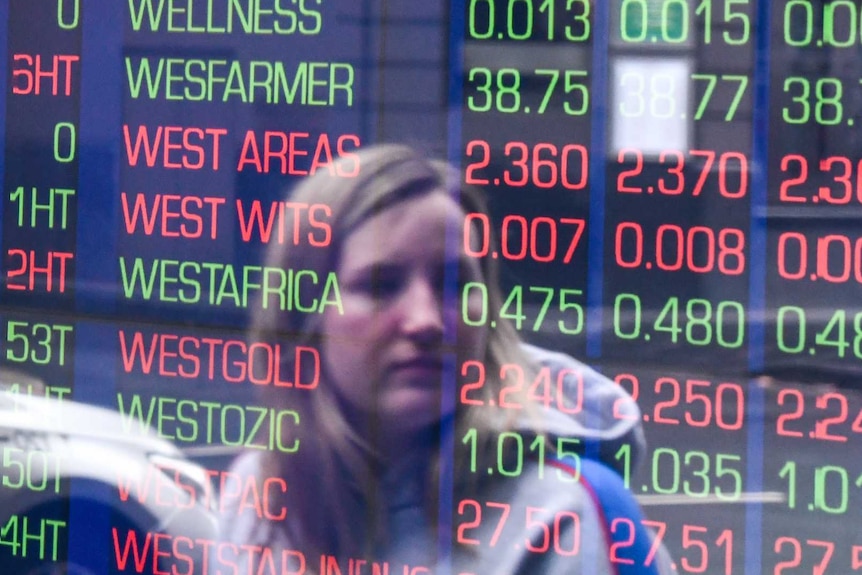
[0,1,860,574]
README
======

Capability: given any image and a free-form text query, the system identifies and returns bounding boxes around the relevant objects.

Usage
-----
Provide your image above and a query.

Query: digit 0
[57,0,80,29]
[54,123,76,163]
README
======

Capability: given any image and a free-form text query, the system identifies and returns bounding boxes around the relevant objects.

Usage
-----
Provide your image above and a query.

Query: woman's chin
[380,387,450,433]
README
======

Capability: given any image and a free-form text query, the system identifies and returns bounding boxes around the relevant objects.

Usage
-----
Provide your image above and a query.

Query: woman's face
[321,191,487,436]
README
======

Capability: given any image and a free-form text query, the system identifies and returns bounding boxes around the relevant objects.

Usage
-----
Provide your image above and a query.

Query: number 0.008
[614,222,746,275]
[613,294,745,348]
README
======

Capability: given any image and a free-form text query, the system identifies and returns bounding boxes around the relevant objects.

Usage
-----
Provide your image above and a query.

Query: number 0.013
[619,0,750,45]
[468,0,590,42]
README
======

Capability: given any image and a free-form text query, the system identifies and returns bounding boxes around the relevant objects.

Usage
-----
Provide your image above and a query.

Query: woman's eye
[369,268,405,298]
[375,277,402,296]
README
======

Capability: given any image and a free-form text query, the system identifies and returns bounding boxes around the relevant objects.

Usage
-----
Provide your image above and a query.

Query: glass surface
[0,1,858,573]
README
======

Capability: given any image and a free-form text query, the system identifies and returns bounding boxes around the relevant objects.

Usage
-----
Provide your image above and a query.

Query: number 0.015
[619,0,750,45]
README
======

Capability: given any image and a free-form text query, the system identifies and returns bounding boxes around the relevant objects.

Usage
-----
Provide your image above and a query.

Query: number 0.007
[464,213,585,264]
[613,294,745,348]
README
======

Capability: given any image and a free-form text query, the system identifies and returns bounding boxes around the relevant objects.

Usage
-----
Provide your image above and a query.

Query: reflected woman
[216,144,670,574]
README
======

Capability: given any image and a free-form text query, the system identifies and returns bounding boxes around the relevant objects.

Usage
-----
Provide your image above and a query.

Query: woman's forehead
[339,193,465,269]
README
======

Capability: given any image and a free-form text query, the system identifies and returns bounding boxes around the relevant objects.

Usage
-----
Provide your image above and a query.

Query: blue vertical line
[446,2,464,163]
[748,4,769,378]
[376,0,389,141]
[586,2,609,359]
[439,1,466,573]
[744,380,765,575]
[68,323,117,573]
[746,1,770,574]
[361,0,375,142]
[0,0,8,280]
[68,0,123,571]
[76,0,121,316]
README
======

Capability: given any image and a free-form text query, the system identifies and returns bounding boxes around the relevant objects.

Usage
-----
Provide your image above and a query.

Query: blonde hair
[251,144,534,561]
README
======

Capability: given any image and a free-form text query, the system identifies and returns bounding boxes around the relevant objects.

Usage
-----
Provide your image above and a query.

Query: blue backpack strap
[554,455,663,575]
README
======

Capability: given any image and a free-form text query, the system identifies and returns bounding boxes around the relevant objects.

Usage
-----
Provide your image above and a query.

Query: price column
[762,2,862,572]
[601,2,757,573]
[606,365,749,575]
[766,0,862,378]
[3,1,79,310]
[0,1,81,568]
[460,0,593,355]
[602,0,755,371]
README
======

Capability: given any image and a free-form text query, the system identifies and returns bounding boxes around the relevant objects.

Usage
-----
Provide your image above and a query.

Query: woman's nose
[401,277,444,341]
